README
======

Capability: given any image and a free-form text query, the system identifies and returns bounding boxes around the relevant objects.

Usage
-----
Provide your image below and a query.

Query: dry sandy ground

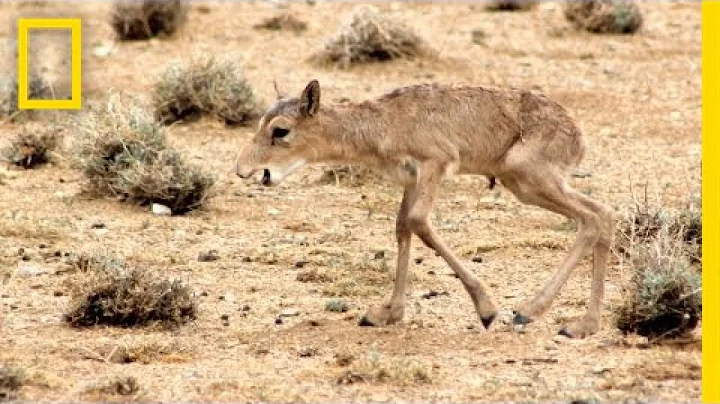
[0,0,702,402]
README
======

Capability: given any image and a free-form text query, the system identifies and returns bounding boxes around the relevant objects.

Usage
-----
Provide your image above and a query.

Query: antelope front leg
[359,185,417,327]
[408,162,499,329]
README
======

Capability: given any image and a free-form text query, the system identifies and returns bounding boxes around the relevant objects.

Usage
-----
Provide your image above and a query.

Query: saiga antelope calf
[235,80,615,338]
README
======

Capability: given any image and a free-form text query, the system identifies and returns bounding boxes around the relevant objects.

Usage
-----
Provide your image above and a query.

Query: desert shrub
[0,75,52,121]
[484,0,535,11]
[0,124,60,168]
[0,366,24,402]
[71,93,215,214]
[254,12,308,32]
[564,0,643,34]
[111,0,188,40]
[614,192,701,265]
[615,230,701,340]
[311,5,430,68]
[153,55,260,125]
[64,252,196,328]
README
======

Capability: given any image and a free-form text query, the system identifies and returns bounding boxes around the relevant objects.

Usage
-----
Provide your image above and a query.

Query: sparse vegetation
[564,0,643,34]
[64,251,197,328]
[311,5,430,68]
[325,297,349,312]
[1,124,60,169]
[317,165,380,187]
[111,0,189,40]
[615,230,701,340]
[254,12,308,32]
[84,376,140,397]
[613,192,702,341]
[153,55,260,125]
[0,75,52,121]
[71,92,216,214]
[484,0,535,11]
[0,366,24,402]
[337,349,431,386]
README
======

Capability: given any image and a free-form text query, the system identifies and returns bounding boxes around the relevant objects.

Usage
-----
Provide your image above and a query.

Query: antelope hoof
[358,304,404,327]
[512,312,534,326]
[557,317,599,339]
[480,313,497,329]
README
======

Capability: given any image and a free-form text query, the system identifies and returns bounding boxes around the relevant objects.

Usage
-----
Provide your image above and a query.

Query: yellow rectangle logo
[17,18,82,110]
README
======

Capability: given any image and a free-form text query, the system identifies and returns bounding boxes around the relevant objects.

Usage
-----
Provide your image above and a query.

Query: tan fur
[236,80,615,338]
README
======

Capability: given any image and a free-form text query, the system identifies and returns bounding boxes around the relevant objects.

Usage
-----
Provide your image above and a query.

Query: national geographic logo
[16,18,82,110]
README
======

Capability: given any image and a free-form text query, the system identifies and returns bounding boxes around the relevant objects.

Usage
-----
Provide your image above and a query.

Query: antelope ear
[272,80,284,100]
[299,79,320,117]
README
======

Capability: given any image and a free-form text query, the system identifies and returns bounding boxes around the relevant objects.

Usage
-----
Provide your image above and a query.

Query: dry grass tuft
[317,165,380,187]
[84,376,140,398]
[153,55,260,126]
[64,252,197,328]
[484,0,536,11]
[337,349,431,386]
[0,75,53,121]
[71,92,215,214]
[564,0,643,34]
[1,124,60,169]
[111,0,189,40]
[254,12,308,32]
[614,191,702,341]
[0,366,24,402]
[311,5,430,69]
[614,230,701,340]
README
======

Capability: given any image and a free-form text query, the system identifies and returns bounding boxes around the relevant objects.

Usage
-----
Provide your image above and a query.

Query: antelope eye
[272,127,290,139]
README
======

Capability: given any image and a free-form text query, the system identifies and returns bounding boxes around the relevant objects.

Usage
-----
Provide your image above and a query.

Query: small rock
[267,208,282,216]
[591,365,613,375]
[91,222,106,229]
[471,255,483,263]
[17,263,47,277]
[151,203,172,216]
[421,290,449,299]
[279,309,300,317]
[373,250,385,260]
[294,260,308,268]
[53,290,64,297]
[93,42,114,57]
[198,250,219,262]
[552,335,567,344]
[414,257,424,264]
[275,317,283,325]
[241,304,251,311]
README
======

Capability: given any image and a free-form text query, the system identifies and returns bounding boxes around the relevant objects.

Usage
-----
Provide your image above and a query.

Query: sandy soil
[0,0,702,402]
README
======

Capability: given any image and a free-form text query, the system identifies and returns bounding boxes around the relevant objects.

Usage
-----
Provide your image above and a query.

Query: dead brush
[111,0,189,40]
[336,349,431,386]
[0,75,53,121]
[614,227,701,341]
[310,5,430,69]
[484,0,536,11]
[254,12,308,32]
[564,0,643,34]
[316,165,380,187]
[153,55,260,126]
[614,188,702,265]
[71,93,216,214]
[0,123,60,169]
[63,252,197,329]
[0,365,24,402]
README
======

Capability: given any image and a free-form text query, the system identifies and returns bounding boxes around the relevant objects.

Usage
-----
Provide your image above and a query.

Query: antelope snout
[235,164,257,179]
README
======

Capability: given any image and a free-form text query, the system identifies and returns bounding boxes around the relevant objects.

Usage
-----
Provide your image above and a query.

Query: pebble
[279,309,300,317]
[152,203,172,216]
[16,263,48,277]
[198,250,220,262]
[267,208,282,216]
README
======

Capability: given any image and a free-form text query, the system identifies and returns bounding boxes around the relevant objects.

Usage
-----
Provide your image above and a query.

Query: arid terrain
[0,0,702,402]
